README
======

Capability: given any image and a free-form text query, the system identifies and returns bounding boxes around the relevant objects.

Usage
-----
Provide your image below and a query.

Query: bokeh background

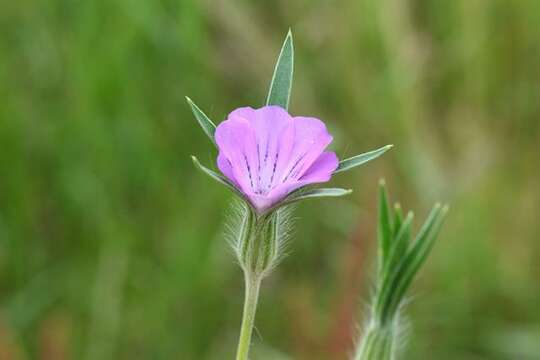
[1,0,539,359]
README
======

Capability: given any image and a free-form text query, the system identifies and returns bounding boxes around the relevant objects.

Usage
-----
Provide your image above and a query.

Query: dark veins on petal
[283,152,307,182]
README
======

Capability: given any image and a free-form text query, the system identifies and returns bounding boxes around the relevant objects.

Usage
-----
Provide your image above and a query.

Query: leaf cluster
[373,181,449,327]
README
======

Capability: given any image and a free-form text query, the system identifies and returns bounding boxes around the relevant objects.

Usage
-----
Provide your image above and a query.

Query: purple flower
[215,105,338,212]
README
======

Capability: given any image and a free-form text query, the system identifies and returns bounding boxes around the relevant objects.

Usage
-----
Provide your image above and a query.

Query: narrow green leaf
[374,212,413,318]
[191,156,246,200]
[379,205,448,323]
[186,97,217,146]
[266,29,294,110]
[384,205,448,319]
[390,209,412,269]
[334,145,393,174]
[392,203,403,238]
[377,180,392,274]
[384,213,413,279]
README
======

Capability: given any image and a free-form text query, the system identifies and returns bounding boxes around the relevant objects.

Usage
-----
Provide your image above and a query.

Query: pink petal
[225,106,295,194]
[278,116,333,184]
[214,106,338,212]
[265,152,338,208]
[217,152,238,186]
[215,116,258,195]
[299,151,339,183]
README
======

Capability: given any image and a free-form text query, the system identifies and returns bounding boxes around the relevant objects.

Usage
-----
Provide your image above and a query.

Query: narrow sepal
[234,205,255,270]
[334,145,393,174]
[276,187,352,209]
[258,213,280,275]
[191,156,247,201]
[186,97,217,146]
[234,207,289,278]
[266,29,294,110]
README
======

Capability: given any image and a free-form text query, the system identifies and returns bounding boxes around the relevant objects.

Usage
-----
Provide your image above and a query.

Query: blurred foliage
[0,0,539,359]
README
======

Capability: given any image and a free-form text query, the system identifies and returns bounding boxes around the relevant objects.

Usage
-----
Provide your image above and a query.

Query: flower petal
[217,152,238,186]
[214,106,338,213]
[228,106,295,193]
[278,116,333,183]
[265,152,338,208]
[215,116,258,195]
[299,151,339,183]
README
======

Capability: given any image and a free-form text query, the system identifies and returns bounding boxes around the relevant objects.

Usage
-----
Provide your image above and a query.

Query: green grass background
[1,0,539,359]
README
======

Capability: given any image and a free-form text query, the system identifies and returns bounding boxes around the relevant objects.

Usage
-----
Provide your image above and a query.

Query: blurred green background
[1,0,539,359]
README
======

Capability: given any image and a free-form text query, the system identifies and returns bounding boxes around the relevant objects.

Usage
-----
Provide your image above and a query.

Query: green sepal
[266,29,294,110]
[274,187,352,210]
[186,97,217,146]
[334,145,393,174]
[191,155,248,203]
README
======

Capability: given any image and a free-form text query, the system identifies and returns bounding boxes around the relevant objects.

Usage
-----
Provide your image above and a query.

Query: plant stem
[355,324,394,360]
[235,273,262,360]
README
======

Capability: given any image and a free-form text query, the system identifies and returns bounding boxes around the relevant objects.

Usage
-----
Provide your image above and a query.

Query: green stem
[235,273,262,360]
[355,325,394,360]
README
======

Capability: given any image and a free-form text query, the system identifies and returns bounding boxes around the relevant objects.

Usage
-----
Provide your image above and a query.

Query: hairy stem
[355,324,394,360]
[235,273,262,360]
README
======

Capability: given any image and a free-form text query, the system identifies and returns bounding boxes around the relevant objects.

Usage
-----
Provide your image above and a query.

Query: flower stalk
[231,205,286,360]
[236,273,262,360]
